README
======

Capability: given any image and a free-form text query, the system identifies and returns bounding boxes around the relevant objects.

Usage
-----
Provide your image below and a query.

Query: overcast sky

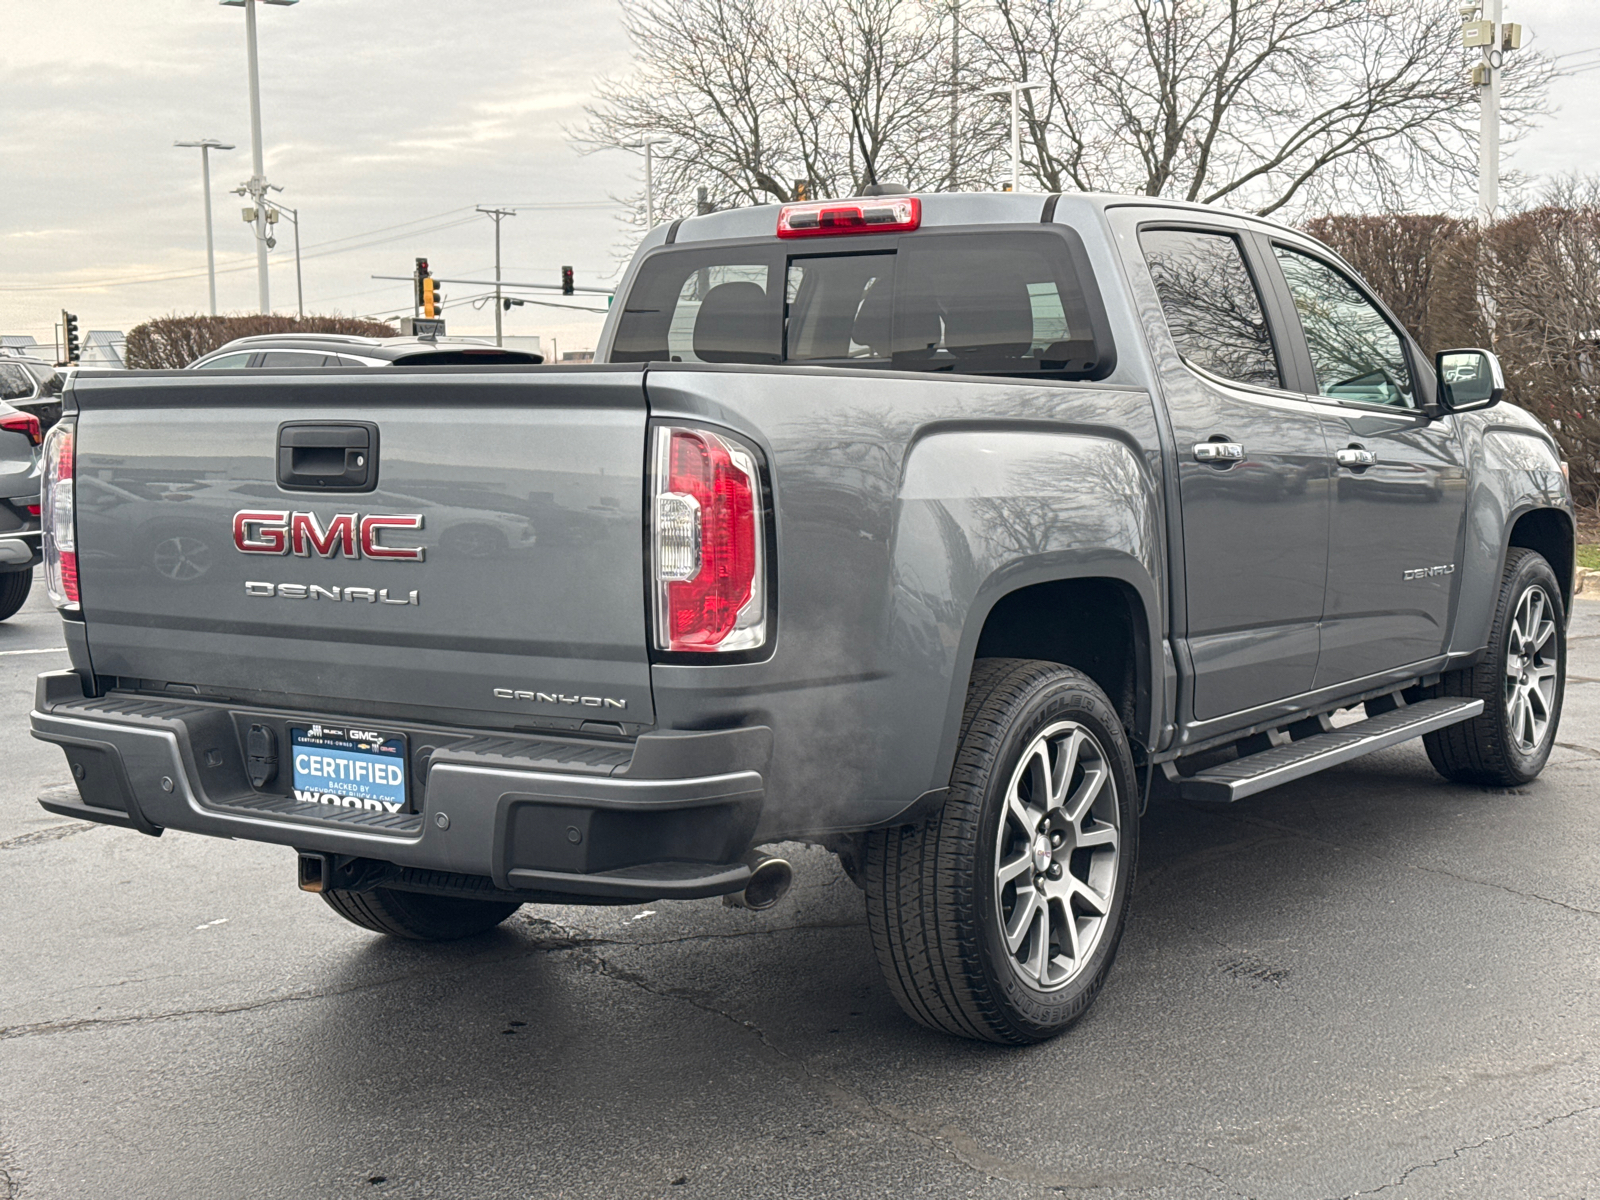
[3,0,1599,359]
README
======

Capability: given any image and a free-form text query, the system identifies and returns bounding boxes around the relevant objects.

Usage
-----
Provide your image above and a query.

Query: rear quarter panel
[644,365,1164,839]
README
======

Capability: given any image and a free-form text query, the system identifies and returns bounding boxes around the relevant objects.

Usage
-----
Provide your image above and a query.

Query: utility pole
[263,200,303,318]
[477,207,517,346]
[1462,0,1522,226]
[174,139,235,315]
[948,0,960,191]
[626,137,669,229]
[221,0,297,313]
[984,81,1044,193]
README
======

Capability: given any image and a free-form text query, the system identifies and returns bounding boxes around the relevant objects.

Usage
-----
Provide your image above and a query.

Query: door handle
[277,422,379,492]
[1193,442,1244,463]
[1336,446,1378,468]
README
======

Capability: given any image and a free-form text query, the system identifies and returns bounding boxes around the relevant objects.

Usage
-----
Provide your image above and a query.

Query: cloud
[0,0,636,350]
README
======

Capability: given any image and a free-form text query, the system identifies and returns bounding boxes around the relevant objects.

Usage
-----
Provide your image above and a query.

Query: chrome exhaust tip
[724,850,794,911]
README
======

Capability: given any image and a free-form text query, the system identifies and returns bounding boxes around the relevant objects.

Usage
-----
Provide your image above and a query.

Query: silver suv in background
[187,333,544,368]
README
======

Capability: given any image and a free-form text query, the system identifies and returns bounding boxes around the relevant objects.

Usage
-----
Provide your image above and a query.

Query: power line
[0,212,483,294]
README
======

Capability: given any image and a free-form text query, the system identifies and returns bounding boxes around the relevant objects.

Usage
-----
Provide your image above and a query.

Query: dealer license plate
[290,723,408,815]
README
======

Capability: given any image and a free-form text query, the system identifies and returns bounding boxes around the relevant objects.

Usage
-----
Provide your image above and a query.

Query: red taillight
[25,504,40,516]
[42,422,78,610]
[651,426,765,653]
[777,195,920,238]
[0,412,41,446]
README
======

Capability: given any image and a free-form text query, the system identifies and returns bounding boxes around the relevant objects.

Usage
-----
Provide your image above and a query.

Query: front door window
[1274,246,1414,408]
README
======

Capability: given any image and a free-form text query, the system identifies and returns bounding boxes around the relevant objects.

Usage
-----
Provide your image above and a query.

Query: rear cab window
[612,227,1114,380]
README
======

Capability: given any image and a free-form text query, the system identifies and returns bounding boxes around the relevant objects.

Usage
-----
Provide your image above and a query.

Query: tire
[1424,547,1565,786]
[320,886,522,940]
[862,658,1139,1044]
[0,569,32,621]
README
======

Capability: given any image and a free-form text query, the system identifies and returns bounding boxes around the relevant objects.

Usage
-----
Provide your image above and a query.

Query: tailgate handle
[277,422,378,492]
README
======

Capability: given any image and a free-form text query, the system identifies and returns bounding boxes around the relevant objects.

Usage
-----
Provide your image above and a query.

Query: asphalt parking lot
[2,570,1598,1200]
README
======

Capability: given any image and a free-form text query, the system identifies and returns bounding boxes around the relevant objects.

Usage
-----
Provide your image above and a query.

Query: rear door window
[258,351,332,368]
[0,363,35,401]
[1139,228,1283,390]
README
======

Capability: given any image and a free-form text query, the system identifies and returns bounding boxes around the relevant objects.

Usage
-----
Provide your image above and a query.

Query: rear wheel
[863,659,1138,1044]
[321,887,522,940]
[0,570,31,621]
[1425,547,1565,786]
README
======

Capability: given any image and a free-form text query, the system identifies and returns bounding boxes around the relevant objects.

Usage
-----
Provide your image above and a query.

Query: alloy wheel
[1505,583,1558,755]
[993,719,1121,991]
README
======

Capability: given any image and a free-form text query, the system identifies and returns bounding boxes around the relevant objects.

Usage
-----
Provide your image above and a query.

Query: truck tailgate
[69,367,653,727]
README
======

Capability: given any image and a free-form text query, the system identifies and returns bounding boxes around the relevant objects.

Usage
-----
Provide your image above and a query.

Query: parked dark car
[186,333,544,369]
[0,398,42,620]
[0,354,65,434]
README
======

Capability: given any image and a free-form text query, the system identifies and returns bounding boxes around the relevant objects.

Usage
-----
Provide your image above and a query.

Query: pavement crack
[0,822,97,851]
[1330,1102,1600,1198]
[0,918,864,1043]
[1554,740,1600,761]
[0,930,588,1042]
[592,919,868,948]
[1223,813,1600,919]
[574,945,1152,1196]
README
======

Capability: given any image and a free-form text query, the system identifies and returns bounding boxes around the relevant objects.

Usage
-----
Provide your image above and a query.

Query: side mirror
[1435,348,1504,413]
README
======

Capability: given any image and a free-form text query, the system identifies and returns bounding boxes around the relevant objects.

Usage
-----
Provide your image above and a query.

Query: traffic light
[794,180,810,202]
[422,277,444,319]
[561,266,574,296]
[414,257,430,310]
[62,311,80,364]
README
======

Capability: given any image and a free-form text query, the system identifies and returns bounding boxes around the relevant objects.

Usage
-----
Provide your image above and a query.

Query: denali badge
[234,510,425,561]
[246,581,418,604]
[493,687,627,710]
[1402,564,1456,580]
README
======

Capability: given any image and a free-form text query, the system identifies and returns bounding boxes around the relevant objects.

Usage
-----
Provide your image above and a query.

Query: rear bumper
[30,670,771,903]
[0,531,40,568]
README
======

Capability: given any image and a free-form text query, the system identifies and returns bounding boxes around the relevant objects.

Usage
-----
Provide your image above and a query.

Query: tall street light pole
[1462,0,1522,226]
[477,206,517,346]
[221,0,297,314]
[984,81,1044,193]
[174,139,235,315]
[626,137,669,229]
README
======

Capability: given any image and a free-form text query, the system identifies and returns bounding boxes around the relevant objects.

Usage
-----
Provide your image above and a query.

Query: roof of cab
[659,190,1298,247]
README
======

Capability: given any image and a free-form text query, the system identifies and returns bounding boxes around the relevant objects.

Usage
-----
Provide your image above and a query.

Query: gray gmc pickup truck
[31,192,1572,1044]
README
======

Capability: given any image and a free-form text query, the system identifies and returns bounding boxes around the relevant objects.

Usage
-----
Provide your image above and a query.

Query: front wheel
[321,886,522,940]
[1425,547,1565,786]
[862,659,1139,1044]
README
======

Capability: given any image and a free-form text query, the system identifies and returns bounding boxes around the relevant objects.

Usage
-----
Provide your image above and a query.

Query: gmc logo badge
[233,510,425,561]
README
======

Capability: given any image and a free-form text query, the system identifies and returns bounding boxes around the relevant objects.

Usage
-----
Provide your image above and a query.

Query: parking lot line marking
[0,647,67,656]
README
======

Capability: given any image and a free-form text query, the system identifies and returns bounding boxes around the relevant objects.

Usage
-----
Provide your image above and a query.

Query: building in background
[0,336,39,354]
[81,331,126,368]
[560,350,594,364]
[500,336,542,357]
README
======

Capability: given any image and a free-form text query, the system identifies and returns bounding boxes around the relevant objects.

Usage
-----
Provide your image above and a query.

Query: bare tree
[580,0,1550,224]
[970,0,1550,216]
[580,0,956,220]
